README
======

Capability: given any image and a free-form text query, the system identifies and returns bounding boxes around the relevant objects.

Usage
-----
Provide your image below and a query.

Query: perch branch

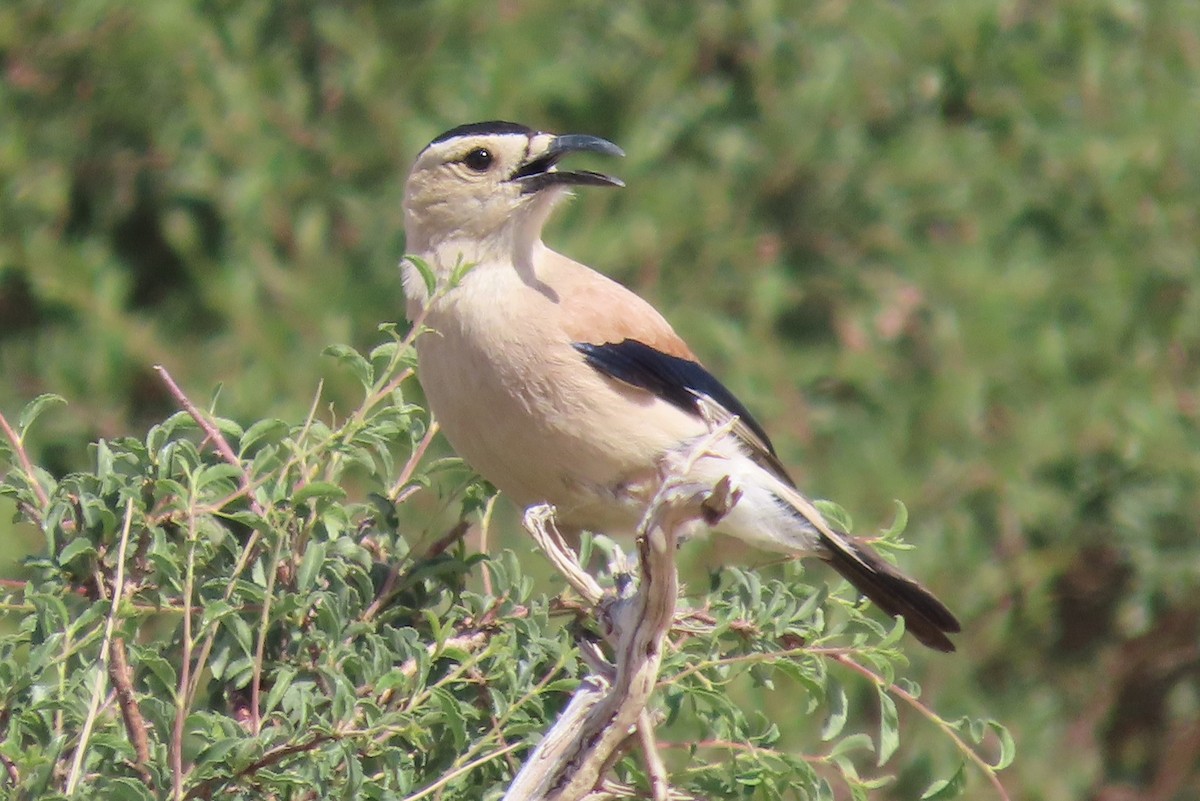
[503,422,739,801]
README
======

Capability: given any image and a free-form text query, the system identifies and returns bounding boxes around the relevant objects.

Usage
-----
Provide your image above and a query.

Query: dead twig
[503,422,740,801]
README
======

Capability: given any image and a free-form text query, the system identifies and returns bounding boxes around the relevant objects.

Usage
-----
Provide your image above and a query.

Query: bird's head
[402,121,624,266]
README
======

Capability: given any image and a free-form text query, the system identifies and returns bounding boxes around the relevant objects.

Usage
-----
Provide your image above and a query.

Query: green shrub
[1,332,1010,799]
[3,2,1199,799]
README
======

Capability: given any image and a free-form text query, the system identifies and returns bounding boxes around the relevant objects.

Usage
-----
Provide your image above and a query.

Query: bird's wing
[551,263,698,361]
[572,339,794,485]
[545,249,793,484]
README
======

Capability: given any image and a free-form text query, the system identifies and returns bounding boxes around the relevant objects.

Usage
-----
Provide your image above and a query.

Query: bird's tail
[818,530,961,652]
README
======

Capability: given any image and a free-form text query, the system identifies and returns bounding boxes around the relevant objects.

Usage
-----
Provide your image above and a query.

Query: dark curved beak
[510,134,625,193]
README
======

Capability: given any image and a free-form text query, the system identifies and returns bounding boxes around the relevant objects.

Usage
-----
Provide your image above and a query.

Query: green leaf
[876,687,900,766]
[94,439,115,481]
[920,763,967,799]
[881,500,908,538]
[17,393,66,434]
[194,463,243,492]
[211,416,244,441]
[433,687,468,749]
[200,599,234,630]
[57,537,96,567]
[323,344,374,388]
[139,651,179,697]
[373,671,411,696]
[877,615,906,649]
[224,614,254,654]
[404,255,437,297]
[988,720,1016,770]
[369,340,399,366]
[251,555,267,586]
[297,541,325,592]
[292,482,347,506]
[195,737,243,768]
[814,500,852,533]
[240,418,289,454]
[330,673,356,722]
[264,666,298,715]
[827,732,874,759]
[820,676,848,741]
[449,255,478,287]
[101,777,156,801]
[796,583,829,622]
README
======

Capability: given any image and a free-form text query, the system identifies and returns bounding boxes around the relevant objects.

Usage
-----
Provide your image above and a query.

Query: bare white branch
[504,424,740,801]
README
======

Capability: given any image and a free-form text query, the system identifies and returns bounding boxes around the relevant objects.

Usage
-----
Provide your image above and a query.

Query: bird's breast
[413,274,703,534]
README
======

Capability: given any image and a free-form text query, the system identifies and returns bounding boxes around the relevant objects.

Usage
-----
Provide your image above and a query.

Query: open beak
[510,134,625,193]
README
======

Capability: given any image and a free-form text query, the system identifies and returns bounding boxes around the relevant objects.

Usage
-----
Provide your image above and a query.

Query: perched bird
[401,121,960,652]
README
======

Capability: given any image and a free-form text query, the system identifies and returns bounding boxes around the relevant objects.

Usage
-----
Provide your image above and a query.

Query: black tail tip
[822,534,961,653]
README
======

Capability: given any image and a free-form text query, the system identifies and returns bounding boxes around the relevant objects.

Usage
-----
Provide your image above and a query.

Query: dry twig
[503,424,739,801]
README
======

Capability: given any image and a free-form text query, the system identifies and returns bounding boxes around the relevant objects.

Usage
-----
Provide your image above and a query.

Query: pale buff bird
[400,121,959,651]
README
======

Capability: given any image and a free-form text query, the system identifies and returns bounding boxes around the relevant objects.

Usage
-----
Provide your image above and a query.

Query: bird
[400,120,960,652]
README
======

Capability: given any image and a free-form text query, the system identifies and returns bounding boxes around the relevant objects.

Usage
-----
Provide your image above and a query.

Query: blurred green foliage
[2,1,1198,799]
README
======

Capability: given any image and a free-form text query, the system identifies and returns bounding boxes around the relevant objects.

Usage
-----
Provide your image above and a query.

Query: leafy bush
[1,331,1010,799]
[3,2,1199,799]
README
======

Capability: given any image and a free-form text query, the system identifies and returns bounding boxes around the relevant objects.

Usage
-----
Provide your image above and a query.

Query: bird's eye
[462,147,494,172]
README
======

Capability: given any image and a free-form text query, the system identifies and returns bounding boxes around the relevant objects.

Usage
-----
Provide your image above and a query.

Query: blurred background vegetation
[2,1,1198,799]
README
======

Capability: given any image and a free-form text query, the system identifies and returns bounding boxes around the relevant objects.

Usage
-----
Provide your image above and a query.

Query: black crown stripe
[427,121,535,147]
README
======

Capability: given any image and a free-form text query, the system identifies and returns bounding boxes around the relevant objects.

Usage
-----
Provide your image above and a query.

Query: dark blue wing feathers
[572,339,780,460]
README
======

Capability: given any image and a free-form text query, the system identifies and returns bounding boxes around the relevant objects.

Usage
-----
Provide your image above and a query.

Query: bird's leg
[511,443,743,801]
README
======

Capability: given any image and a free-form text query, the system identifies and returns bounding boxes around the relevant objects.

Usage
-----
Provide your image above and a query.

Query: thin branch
[185,521,265,702]
[637,709,669,801]
[382,627,499,700]
[297,378,325,446]
[357,521,470,627]
[660,645,858,689]
[387,419,440,502]
[503,422,741,801]
[172,514,199,800]
[176,509,272,787]
[1,751,17,788]
[522,505,604,606]
[345,304,434,433]
[360,559,405,625]
[250,525,287,734]
[0,407,51,514]
[422,519,471,560]
[153,364,266,518]
[182,731,339,800]
[65,498,135,794]
[831,653,1012,801]
[478,493,499,597]
[397,740,524,801]
[109,637,154,787]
